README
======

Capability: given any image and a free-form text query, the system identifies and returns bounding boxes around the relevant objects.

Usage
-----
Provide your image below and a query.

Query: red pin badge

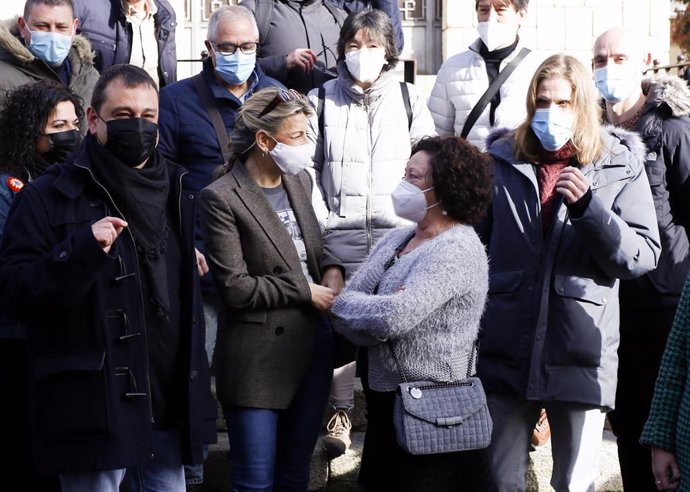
[6,176,24,193]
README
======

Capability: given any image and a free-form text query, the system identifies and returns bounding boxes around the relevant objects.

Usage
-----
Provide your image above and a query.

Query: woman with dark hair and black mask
[0,79,84,236]
[0,78,83,491]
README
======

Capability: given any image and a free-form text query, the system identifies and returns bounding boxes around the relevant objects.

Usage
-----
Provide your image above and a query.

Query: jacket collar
[230,161,313,267]
[53,140,187,200]
[201,58,262,104]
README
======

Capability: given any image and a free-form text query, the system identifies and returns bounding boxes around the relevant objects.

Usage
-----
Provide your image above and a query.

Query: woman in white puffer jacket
[307,8,436,460]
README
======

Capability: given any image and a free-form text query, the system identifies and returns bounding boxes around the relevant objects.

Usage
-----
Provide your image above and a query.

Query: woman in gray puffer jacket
[306,9,435,459]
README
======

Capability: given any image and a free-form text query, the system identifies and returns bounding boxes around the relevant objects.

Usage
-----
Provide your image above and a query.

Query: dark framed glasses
[213,42,260,56]
[258,89,302,118]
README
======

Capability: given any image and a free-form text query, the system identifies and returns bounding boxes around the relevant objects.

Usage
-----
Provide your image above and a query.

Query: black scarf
[87,134,172,319]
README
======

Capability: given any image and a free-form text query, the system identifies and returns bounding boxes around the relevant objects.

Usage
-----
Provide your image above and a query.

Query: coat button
[58,251,68,259]
[273,266,283,274]
[275,326,284,335]
[190,370,198,380]
[188,194,195,200]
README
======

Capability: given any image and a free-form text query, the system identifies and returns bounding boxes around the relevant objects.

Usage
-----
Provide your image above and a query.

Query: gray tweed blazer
[199,161,342,409]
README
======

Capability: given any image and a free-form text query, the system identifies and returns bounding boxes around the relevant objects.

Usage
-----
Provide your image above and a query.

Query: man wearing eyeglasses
[157,7,284,489]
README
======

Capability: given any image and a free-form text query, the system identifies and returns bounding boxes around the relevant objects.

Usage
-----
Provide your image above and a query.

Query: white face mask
[391,179,438,223]
[266,135,315,176]
[345,47,387,84]
[594,64,640,103]
[476,20,518,52]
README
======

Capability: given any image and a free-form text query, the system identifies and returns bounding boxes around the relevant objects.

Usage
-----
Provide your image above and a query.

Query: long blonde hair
[514,54,602,164]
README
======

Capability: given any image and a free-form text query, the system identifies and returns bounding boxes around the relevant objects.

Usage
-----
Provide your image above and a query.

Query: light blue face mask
[28,30,72,66]
[530,108,574,151]
[594,64,638,103]
[214,50,256,85]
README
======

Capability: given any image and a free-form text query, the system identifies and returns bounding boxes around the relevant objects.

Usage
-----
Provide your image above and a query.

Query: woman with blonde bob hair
[199,87,344,491]
[476,54,661,491]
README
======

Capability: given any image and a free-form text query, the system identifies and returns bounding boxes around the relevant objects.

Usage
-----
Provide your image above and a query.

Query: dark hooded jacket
[618,75,690,315]
[72,0,177,87]
[0,17,99,108]
[477,126,661,410]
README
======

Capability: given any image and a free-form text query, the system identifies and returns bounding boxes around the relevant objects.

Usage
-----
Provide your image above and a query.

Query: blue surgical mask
[594,64,638,103]
[530,108,574,151]
[27,30,72,66]
[214,50,255,85]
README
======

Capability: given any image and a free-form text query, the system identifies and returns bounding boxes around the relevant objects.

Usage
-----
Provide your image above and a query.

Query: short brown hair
[411,136,492,225]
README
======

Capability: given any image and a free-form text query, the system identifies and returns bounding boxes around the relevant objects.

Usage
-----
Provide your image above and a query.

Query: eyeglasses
[213,42,260,56]
[258,89,302,118]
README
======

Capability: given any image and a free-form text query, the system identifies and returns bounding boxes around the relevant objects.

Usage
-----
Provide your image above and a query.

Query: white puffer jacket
[308,64,436,277]
[427,38,542,150]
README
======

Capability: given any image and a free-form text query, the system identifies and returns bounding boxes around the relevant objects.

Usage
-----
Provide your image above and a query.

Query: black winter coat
[72,0,177,86]
[619,76,690,314]
[0,145,216,474]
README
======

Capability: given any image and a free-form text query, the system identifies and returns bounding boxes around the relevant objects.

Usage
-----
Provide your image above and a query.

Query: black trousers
[358,350,494,492]
[607,306,676,492]
[0,338,60,491]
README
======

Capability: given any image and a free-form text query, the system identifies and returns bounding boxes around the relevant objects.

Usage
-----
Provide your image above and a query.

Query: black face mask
[100,117,158,167]
[42,129,81,163]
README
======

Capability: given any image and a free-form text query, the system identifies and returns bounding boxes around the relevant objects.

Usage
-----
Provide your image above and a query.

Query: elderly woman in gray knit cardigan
[331,135,493,492]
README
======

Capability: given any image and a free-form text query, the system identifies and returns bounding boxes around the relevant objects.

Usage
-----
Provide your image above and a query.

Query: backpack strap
[399,81,412,131]
[460,47,531,140]
[254,0,274,46]
[192,73,231,164]
[317,85,326,136]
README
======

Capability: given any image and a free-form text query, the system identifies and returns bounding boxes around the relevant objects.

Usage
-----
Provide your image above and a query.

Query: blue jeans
[224,319,333,492]
[59,429,185,492]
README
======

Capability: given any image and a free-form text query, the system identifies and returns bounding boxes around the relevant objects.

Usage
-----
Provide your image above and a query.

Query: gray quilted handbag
[390,342,493,455]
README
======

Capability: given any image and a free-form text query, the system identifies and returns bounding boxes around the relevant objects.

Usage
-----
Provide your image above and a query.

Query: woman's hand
[320,266,344,296]
[652,446,681,490]
[309,283,335,311]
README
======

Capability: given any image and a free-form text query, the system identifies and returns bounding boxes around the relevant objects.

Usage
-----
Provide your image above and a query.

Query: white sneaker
[323,409,352,458]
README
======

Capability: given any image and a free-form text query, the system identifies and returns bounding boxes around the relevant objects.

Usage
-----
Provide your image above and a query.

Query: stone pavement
[200,379,625,491]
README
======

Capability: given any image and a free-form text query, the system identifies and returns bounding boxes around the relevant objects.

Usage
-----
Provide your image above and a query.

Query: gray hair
[207,5,258,43]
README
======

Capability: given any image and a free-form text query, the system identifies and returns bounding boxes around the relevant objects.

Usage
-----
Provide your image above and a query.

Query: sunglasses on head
[258,89,302,118]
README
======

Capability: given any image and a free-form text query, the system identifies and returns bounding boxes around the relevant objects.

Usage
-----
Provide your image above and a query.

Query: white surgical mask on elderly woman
[267,135,315,176]
[530,108,574,151]
[345,47,387,84]
[391,179,438,223]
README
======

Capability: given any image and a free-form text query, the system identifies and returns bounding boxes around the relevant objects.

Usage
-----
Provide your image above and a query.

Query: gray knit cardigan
[331,224,489,392]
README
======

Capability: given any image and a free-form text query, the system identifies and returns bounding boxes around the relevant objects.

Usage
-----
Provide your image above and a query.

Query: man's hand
[195,248,209,276]
[556,167,590,204]
[652,447,681,490]
[309,283,335,311]
[286,48,317,72]
[92,217,127,254]
[320,266,344,296]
